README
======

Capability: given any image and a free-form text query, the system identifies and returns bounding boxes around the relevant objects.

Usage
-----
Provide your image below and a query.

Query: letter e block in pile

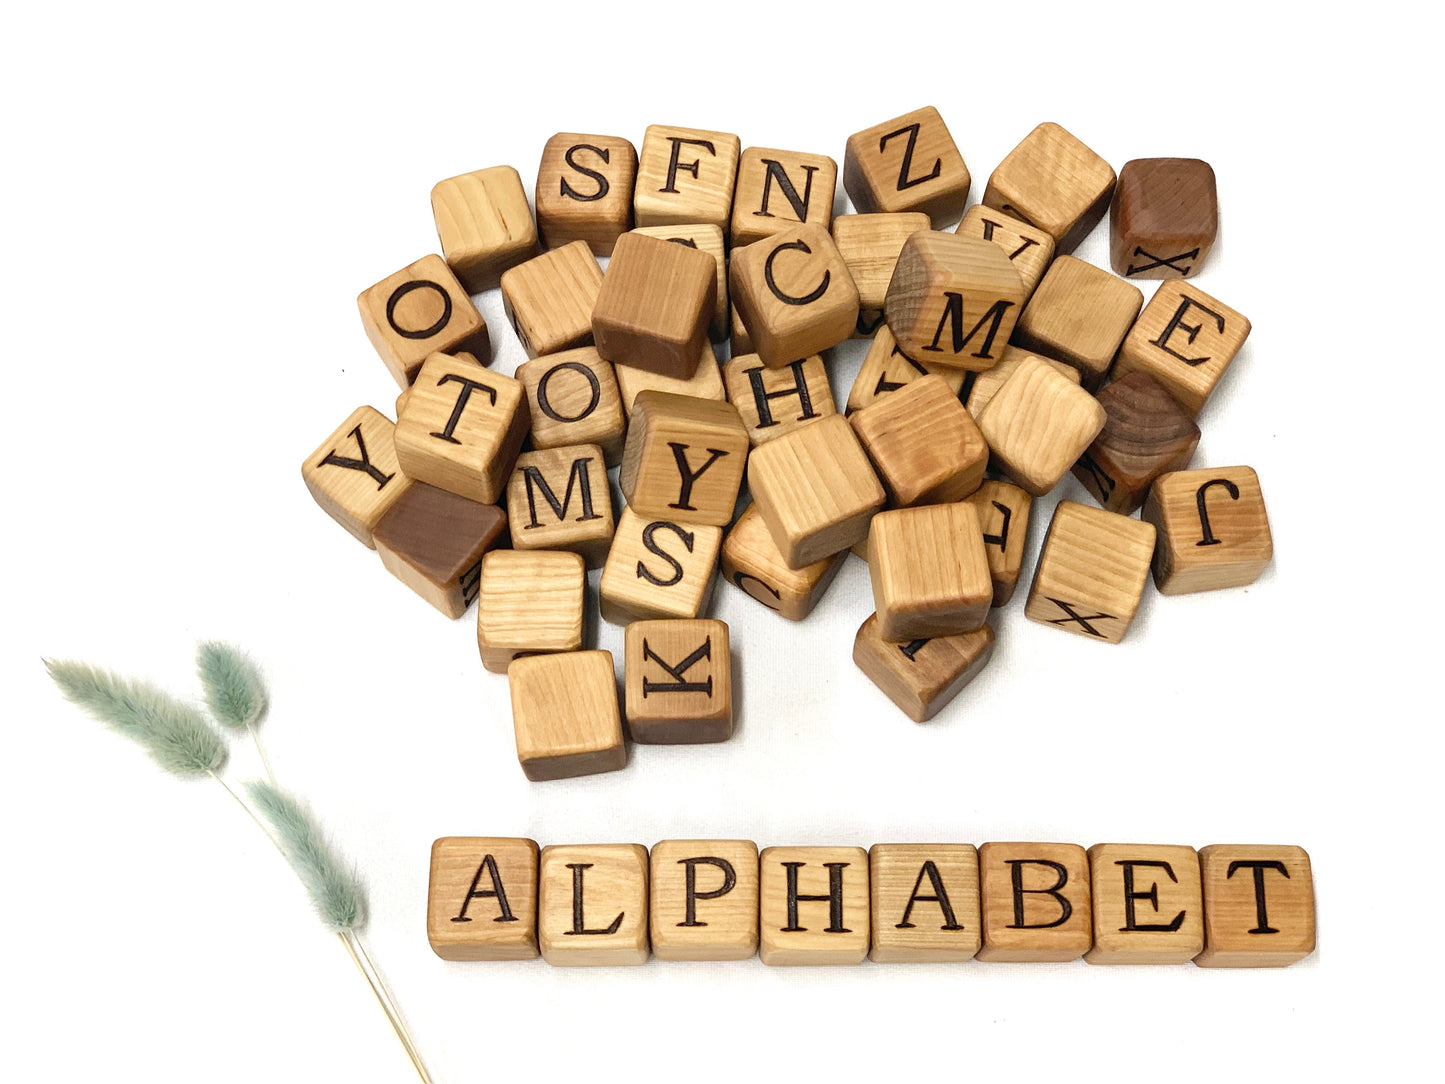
[1013,255,1143,388]
[975,356,1105,497]
[634,125,741,235]
[1072,371,1200,515]
[500,241,605,358]
[514,347,627,465]
[591,232,716,378]
[474,550,585,674]
[759,847,870,965]
[955,205,1056,302]
[506,445,615,567]
[599,507,723,625]
[885,233,1022,371]
[1024,501,1155,644]
[731,145,838,246]
[538,844,649,965]
[430,165,538,292]
[1085,844,1203,965]
[427,837,540,960]
[624,619,732,744]
[302,406,412,548]
[372,484,507,618]
[1195,845,1315,968]
[619,391,749,526]
[508,651,625,782]
[976,842,1092,962]
[851,374,987,507]
[832,212,931,337]
[982,122,1116,252]
[869,844,981,962]
[843,107,970,226]
[868,504,992,642]
[730,223,860,368]
[723,353,836,446]
[358,255,491,388]
[630,224,728,339]
[851,614,994,722]
[962,481,1032,607]
[535,133,638,256]
[846,324,966,414]
[1143,466,1272,594]
[1112,280,1251,416]
[721,504,846,621]
[649,840,759,961]
[1110,158,1218,280]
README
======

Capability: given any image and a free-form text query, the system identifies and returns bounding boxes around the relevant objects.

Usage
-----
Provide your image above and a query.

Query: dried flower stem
[339,929,433,1084]
[247,722,277,786]
[206,769,283,850]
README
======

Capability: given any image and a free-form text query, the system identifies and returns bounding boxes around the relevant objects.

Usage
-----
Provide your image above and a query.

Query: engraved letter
[1150,295,1227,366]
[637,521,694,587]
[1194,477,1240,546]
[667,442,729,511]
[520,458,601,528]
[563,863,624,936]
[1116,860,1185,933]
[641,637,713,696]
[763,239,830,307]
[895,861,964,930]
[878,123,941,191]
[1006,859,1073,929]
[560,143,610,201]
[1226,860,1291,935]
[782,861,851,933]
[921,293,1014,360]
[430,374,498,444]
[536,361,601,423]
[755,159,817,221]
[678,856,737,927]
[451,854,518,923]
[318,425,394,489]
[746,360,820,429]
[661,137,716,194]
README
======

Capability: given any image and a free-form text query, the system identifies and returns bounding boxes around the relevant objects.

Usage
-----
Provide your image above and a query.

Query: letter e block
[843,107,971,227]
[963,481,1032,607]
[1111,280,1251,417]
[730,223,860,368]
[427,837,540,961]
[430,165,538,293]
[624,619,732,744]
[1014,256,1143,387]
[851,374,987,506]
[1072,371,1200,515]
[723,353,836,446]
[1195,845,1315,968]
[619,391,749,527]
[515,347,627,466]
[475,550,585,674]
[869,504,992,641]
[538,844,650,966]
[1110,158,1218,280]
[302,406,413,548]
[1085,844,1203,965]
[731,146,838,246]
[500,240,605,358]
[759,846,870,965]
[1024,501,1155,644]
[976,356,1105,496]
[599,507,722,625]
[1143,466,1273,594]
[536,133,638,256]
[869,844,981,962]
[982,122,1116,252]
[508,651,626,782]
[650,840,759,961]
[977,842,1092,962]
[372,484,507,618]
[852,614,994,722]
[507,445,615,567]
[955,205,1056,302]
[721,503,846,621]
[885,232,1023,371]
[832,212,932,338]
[634,125,741,235]
[592,232,716,378]
[358,254,491,388]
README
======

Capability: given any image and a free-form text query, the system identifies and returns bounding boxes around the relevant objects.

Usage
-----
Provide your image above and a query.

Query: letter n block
[759,846,870,965]
[1143,466,1273,594]
[535,132,638,256]
[843,106,971,227]
[508,651,626,781]
[723,353,836,446]
[1085,844,1203,965]
[624,619,732,744]
[372,484,507,618]
[430,165,538,292]
[538,844,650,966]
[634,124,742,235]
[649,840,759,961]
[976,842,1092,962]
[730,223,860,368]
[358,254,492,388]
[475,551,585,674]
[850,374,987,507]
[1195,845,1315,968]
[619,391,749,527]
[515,348,626,466]
[599,508,723,625]
[885,233,1023,371]
[721,504,846,621]
[506,445,615,567]
[1111,280,1251,417]
[852,613,994,722]
[731,146,838,246]
[1025,501,1155,644]
[869,844,981,962]
[982,122,1116,252]
[427,837,540,960]
[500,240,605,359]
[302,406,412,548]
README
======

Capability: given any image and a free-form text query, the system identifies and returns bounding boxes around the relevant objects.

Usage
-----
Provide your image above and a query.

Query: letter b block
[624,619,733,744]
[730,223,860,368]
[649,840,760,961]
[759,846,870,965]
[885,233,1023,370]
[538,844,650,966]
[1195,845,1315,968]
[976,842,1092,962]
[619,392,749,527]
[427,837,540,961]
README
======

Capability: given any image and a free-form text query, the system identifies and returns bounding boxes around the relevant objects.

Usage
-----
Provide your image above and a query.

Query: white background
[4,3,1438,1080]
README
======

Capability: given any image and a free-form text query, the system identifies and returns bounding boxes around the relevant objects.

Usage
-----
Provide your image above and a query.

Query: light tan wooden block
[618,391,749,527]
[1085,844,1203,965]
[475,550,585,674]
[976,356,1105,496]
[427,837,540,961]
[632,224,728,339]
[649,840,759,961]
[635,124,741,235]
[885,232,1023,370]
[964,346,1079,419]
[747,414,886,568]
[843,107,970,226]
[1143,466,1272,594]
[535,132,638,256]
[851,374,986,507]
[358,254,492,388]
[1195,846,1315,968]
[431,165,538,292]
[852,613,994,722]
[729,300,753,356]
[1014,255,1143,387]
[1073,372,1200,515]
[538,844,649,966]
[395,352,482,420]
[982,122,1116,252]
[730,223,860,368]
[515,347,626,466]
[846,324,966,413]
[506,445,614,567]
[614,343,727,412]
[963,481,1032,607]
[302,406,413,548]
[508,651,625,782]
[393,352,530,504]
[832,212,933,338]
[720,503,846,621]
[869,504,992,641]
[955,204,1055,302]
[731,146,837,247]
[759,847,870,966]
[372,483,507,618]
[500,240,604,359]
[1024,501,1155,644]
[624,619,732,744]
[723,353,835,446]
[592,232,716,378]
[869,844,981,962]
[1111,280,1251,416]
[599,507,722,625]
[976,842,1092,962]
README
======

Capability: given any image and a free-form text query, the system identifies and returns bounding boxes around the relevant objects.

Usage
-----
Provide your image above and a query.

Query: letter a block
[430,165,538,292]
[843,107,971,227]
[845,324,966,414]
[358,254,492,388]
[427,837,540,960]
[850,374,987,507]
[730,223,860,368]
[475,550,586,674]
[624,619,733,744]
[1143,466,1273,594]
[885,233,1023,371]
[720,504,846,621]
[506,445,615,567]
[634,124,742,235]
[1013,256,1143,388]
[372,483,508,618]
[515,347,627,466]
[1111,280,1251,417]
[591,231,716,378]
[759,846,870,965]
[852,613,994,722]
[302,405,413,548]
[619,392,749,527]
[599,507,723,625]
[976,842,1092,962]
[535,132,638,256]
[1195,845,1315,968]
[1110,158,1218,280]
[869,844,981,962]
[500,240,605,359]
[1085,844,1204,965]
[1025,501,1155,644]
[731,146,838,246]
[982,122,1116,252]
[722,353,836,446]
[508,651,626,782]
[538,844,650,966]
[650,840,760,962]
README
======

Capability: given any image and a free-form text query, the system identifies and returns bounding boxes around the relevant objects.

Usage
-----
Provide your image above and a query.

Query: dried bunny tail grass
[245,780,363,931]
[45,658,227,778]
[196,641,268,731]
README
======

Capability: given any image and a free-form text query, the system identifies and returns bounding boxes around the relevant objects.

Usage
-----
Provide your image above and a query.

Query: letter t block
[1195,845,1315,968]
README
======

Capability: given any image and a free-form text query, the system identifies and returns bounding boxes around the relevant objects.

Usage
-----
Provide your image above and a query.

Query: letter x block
[869,504,992,641]
[731,146,838,246]
[372,483,508,618]
[302,405,413,548]
[1143,466,1273,594]
[427,836,540,961]
[962,481,1033,607]
[976,356,1106,496]
[885,232,1023,370]
[535,132,638,256]
[759,846,870,965]
[976,842,1092,962]
[843,106,971,227]
[832,212,932,337]
[720,504,846,621]
[851,374,987,507]
[430,165,538,292]
[1110,158,1218,280]
[869,844,981,962]
[955,204,1056,303]
[1013,255,1143,388]
[852,613,994,722]
[500,240,605,359]
[1111,280,1251,417]
[730,223,860,368]
[599,507,723,625]
[358,254,492,388]
[1085,844,1203,965]
[1072,371,1200,515]
[475,550,585,674]
[845,324,967,414]
[619,391,749,527]
[514,347,627,466]
[1024,501,1155,644]
[508,651,626,782]
[538,844,650,966]
[506,445,615,567]
[982,122,1116,252]
[649,840,759,961]
[1195,845,1315,968]
[723,352,836,446]
[624,619,732,744]
[591,231,716,378]
[634,124,742,235]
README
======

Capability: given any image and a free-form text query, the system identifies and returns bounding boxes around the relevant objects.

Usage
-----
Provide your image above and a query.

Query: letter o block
[885,233,1023,370]
[619,392,749,527]
[976,842,1092,962]
[358,255,492,388]
[514,347,627,466]
[730,223,860,368]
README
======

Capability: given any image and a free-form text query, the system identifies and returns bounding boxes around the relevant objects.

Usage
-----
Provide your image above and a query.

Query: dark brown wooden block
[1110,158,1217,280]
[631,224,728,339]
[852,613,994,722]
[843,107,971,227]
[535,133,638,256]
[372,483,507,618]
[591,232,716,378]
[1073,372,1200,515]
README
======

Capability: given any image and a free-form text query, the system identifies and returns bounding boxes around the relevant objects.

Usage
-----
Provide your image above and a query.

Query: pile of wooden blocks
[304,109,1272,775]
[428,837,1315,967]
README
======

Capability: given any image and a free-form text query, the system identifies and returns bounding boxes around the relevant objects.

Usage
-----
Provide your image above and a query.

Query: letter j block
[427,837,540,960]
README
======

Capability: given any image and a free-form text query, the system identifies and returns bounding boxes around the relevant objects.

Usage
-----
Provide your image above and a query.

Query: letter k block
[619,391,750,527]
[624,619,733,744]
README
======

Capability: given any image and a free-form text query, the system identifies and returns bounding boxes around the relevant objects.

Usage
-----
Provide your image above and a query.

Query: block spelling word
[852,613,994,722]
[475,550,585,674]
[955,204,1056,303]
[1024,501,1155,644]
[515,347,626,465]
[624,619,732,744]
[358,255,491,388]
[1195,845,1315,968]
[632,224,728,339]
[372,483,507,618]
[963,346,1079,419]
[1075,372,1199,515]
[869,844,981,962]
[721,503,846,621]
[634,124,741,235]
[506,445,615,567]
[430,165,538,292]
[618,391,749,526]
[303,405,412,548]
[723,353,835,446]
[851,374,987,507]
[845,325,967,414]
[508,651,625,781]
[535,132,638,256]
[731,146,838,246]
[614,344,727,412]
[976,356,1105,496]
[759,846,870,965]
[843,107,970,226]
[592,232,716,378]
[963,481,1032,607]
[427,837,540,961]
[1143,466,1273,594]
[885,233,1023,371]
[832,212,932,337]
[1013,255,1143,388]
[599,507,722,625]
[982,122,1116,252]
[1110,158,1218,280]
[500,240,604,359]
[730,223,860,368]
[869,504,992,641]
[538,844,650,966]
[1112,280,1251,417]
[1085,844,1203,965]
[650,840,759,961]
[976,842,1092,962]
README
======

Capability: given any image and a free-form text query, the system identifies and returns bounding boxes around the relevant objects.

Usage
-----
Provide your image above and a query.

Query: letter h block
[619,391,749,527]
[885,233,1023,371]
[506,445,615,568]
[649,840,759,961]
[624,619,733,744]
[976,842,1092,962]
[538,844,650,966]
[427,837,540,960]
[1195,845,1315,967]
[759,847,870,965]
[722,352,837,447]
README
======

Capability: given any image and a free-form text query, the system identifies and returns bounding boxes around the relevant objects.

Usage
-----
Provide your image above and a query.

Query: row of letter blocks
[429,838,1314,967]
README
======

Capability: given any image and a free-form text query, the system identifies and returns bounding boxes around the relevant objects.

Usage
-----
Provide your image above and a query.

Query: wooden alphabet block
[506,445,614,566]
[499,240,604,359]
[850,374,987,507]
[1073,372,1199,515]
[963,346,1079,419]
[730,223,860,368]
[868,504,992,641]
[759,846,870,965]
[1195,845,1315,967]
[592,232,716,378]
[393,353,530,504]
[1142,466,1272,594]
[1110,158,1217,280]
[358,255,492,388]
[852,614,994,722]
[729,300,753,356]
[613,344,727,412]
[1085,844,1203,965]
[869,844,981,962]
[427,837,540,961]
[843,107,970,226]
[955,204,1055,303]
[515,347,626,466]
[963,481,1032,607]
[832,212,932,338]
[474,550,585,674]
[430,165,538,293]
[976,842,1092,962]
[976,356,1106,496]
[1111,280,1251,416]
[723,353,836,446]
[747,414,886,568]
[982,122,1116,252]
[1024,501,1155,644]
[884,232,1023,371]
[845,324,966,414]
[631,224,728,339]
[731,146,838,246]
[372,483,507,618]
[720,503,846,621]
[302,405,412,548]
[508,651,625,782]
[538,844,649,966]
[624,619,732,744]
[618,391,749,527]
[1013,255,1143,387]
[535,132,638,256]
[634,124,741,235]
[395,352,481,420]
[649,840,759,961]
[599,507,722,625]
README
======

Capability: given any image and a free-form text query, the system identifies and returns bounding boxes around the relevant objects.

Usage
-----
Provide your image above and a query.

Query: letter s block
[1195,845,1315,968]
[535,132,638,256]
[843,106,971,227]
[357,254,492,389]
[759,846,870,966]
[427,837,540,961]
[730,223,860,368]
[618,391,749,527]
[884,233,1023,371]
[976,842,1092,962]
[538,844,650,966]
[598,508,722,626]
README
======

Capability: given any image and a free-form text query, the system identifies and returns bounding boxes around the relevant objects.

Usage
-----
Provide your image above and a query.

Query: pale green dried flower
[246,780,363,930]
[196,641,268,731]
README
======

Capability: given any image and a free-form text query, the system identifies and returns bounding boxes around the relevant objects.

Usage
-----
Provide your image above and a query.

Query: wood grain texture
[729,299,753,356]
[851,613,994,722]
[631,224,728,338]
[955,204,1055,302]
[1073,371,1199,515]
[1110,158,1217,279]
[618,391,749,526]
[372,483,507,618]
[1085,844,1203,965]
[1143,465,1272,594]
[976,355,1106,496]
[358,254,491,388]
[832,212,932,336]
[427,837,540,961]
[649,840,759,961]
[499,240,604,359]
[885,232,1023,370]
[598,507,722,626]
[851,374,987,507]
[982,122,1116,252]
[964,346,1079,420]
[1111,279,1250,416]
[591,232,715,378]
[963,480,1032,607]
[538,844,649,965]
[869,844,981,962]
[613,343,727,411]
[759,847,870,965]
[508,651,626,782]
[730,222,859,368]
[723,353,835,446]
[506,445,614,566]
[976,842,1092,962]
[843,107,970,226]
[430,165,538,292]
[1024,500,1155,644]
[624,619,732,744]
[1013,255,1143,387]
[1195,845,1315,968]
[535,132,637,256]
[846,324,967,413]
[869,503,992,641]
[475,550,585,674]
[302,405,412,548]
[720,503,846,621]
[634,125,741,235]
[515,347,626,466]
[731,146,837,246]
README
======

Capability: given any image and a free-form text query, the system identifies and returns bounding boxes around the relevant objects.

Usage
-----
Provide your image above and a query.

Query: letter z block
[730,223,860,368]
[591,231,716,378]
[982,122,1116,252]
[650,840,759,961]
[721,503,846,621]
[976,842,1092,962]
[358,254,492,388]
[538,844,650,966]
[885,232,1023,371]
[1085,843,1203,965]
[624,619,732,744]
[372,483,507,618]
[474,550,586,674]
[1024,501,1155,644]
[508,651,626,782]
[619,391,749,527]
[535,132,638,256]
[500,240,605,358]
[1143,466,1273,594]
[1110,158,1218,280]
[427,837,540,961]
[843,107,971,226]
[759,846,870,966]
[634,124,741,235]
[302,405,413,548]
[1111,280,1251,417]
[506,445,615,567]
[599,508,723,625]
[852,613,994,722]
[869,844,981,962]
[1195,845,1315,968]
[430,165,538,292]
